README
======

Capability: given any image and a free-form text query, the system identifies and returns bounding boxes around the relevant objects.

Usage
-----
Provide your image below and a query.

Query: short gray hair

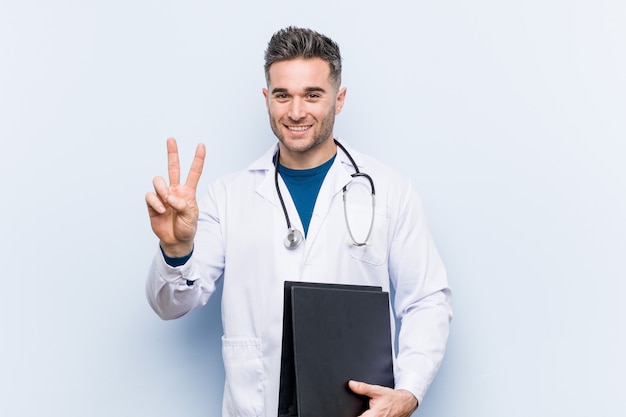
[264,26,342,88]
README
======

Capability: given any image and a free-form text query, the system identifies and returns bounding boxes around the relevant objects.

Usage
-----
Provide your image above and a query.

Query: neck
[278,136,337,169]
[277,137,337,169]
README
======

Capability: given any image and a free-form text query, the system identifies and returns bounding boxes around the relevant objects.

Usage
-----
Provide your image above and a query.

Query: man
[145,26,452,417]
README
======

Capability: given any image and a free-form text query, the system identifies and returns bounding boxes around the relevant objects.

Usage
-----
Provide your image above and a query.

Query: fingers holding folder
[348,380,418,417]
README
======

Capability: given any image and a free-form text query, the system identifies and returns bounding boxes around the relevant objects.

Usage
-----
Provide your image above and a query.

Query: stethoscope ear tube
[343,182,375,246]
[350,172,375,196]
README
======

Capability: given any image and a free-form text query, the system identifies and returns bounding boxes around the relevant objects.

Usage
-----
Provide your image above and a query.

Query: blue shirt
[278,155,336,236]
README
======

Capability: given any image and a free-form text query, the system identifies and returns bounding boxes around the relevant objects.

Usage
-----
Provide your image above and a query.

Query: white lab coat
[146,140,452,417]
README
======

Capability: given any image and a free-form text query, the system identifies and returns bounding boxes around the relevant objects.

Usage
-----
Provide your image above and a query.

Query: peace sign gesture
[145,138,206,257]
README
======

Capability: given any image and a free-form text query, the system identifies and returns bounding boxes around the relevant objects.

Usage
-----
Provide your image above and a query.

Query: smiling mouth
[287,125,312,132]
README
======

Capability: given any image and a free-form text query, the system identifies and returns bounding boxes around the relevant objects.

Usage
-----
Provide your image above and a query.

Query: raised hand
[145,138,206,257]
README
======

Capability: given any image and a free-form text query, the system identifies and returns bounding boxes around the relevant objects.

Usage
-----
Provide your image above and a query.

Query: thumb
[167,193,195,214]
[349,380,383,398]
[166,194,184,210]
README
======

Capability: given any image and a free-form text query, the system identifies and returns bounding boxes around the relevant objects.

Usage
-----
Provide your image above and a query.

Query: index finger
[166,137,181,186]
[348,380,386,397]
[185,142,206,190]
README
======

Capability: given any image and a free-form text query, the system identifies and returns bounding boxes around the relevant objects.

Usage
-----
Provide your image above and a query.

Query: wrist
[160,241,194,258]
[160,245,193,267]
[397,389,419,413]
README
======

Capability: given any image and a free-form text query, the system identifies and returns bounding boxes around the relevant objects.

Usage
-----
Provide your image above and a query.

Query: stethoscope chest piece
[284,228,303,249]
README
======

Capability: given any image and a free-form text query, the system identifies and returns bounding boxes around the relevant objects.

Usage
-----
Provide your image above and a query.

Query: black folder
[278,281,394,417]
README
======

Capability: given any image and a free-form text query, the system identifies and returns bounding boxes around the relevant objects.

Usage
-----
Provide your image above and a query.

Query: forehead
[267,57,333,90]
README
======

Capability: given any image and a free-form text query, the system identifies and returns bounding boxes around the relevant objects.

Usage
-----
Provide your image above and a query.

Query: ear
[334,87,347,115]
[262,88,269,110]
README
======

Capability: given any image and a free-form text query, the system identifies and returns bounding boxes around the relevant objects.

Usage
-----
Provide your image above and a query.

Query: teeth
[289,126,310,131]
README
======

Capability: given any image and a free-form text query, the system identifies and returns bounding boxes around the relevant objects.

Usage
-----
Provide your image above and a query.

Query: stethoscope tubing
[274,139,376,249]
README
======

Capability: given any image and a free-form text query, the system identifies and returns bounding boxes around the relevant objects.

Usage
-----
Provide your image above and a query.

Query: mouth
[286,125,312,132]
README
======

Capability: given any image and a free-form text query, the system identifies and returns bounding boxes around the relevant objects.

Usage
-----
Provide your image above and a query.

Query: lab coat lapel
[252,143,305,236]
[303,152,353,254]
[251,144,280,206]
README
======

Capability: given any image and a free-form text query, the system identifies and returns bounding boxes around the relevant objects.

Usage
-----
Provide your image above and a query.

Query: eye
[274,93,289,101]
[307,93,321,100]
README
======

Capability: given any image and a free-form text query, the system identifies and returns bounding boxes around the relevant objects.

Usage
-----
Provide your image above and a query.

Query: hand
[145,138,206,257]
[348,380,418,417]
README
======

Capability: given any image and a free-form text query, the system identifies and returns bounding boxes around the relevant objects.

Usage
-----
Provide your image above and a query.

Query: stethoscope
[274,139,376,249]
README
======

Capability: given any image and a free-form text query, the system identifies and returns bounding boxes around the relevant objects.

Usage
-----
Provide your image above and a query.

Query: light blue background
[1,1,625,416]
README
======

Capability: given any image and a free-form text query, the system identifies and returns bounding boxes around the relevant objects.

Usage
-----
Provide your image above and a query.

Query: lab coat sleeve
[388,180,452,404]
[145,185,226,320]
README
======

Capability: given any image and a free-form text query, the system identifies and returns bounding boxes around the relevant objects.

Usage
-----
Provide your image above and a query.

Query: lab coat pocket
[222,337,265,417]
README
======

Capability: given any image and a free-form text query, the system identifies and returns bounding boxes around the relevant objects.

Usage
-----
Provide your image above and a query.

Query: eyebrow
[304,87,327,93]
[270,86,328,95]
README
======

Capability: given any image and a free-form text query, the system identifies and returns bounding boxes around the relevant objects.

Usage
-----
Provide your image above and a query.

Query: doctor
[145,27,452,417]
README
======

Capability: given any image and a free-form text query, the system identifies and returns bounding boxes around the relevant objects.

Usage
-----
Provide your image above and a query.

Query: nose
[288,98,306,121]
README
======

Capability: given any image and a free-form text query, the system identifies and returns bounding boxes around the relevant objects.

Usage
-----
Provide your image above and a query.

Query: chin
[282,142,313,154]
[280,135,315,152]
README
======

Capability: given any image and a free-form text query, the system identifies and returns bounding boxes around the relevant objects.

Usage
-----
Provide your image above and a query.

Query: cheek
[268,103,285,119]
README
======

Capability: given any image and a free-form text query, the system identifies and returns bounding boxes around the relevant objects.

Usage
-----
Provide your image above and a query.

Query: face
[263,57,346,167]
